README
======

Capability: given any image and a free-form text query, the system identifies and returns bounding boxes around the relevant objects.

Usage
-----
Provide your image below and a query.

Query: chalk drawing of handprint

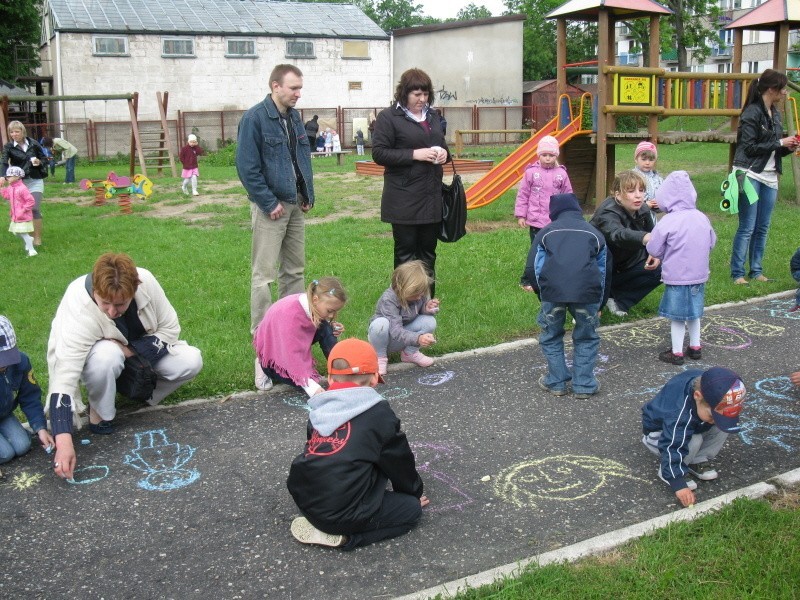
[494,455,648,508]
[123,429,200,491]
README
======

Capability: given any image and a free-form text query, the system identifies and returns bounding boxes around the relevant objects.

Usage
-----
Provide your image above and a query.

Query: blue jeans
[0,414,32,463]
[307,490,423,551]
[537,301,600,394]
[792,269,800,306]
[64,156,76,183]
[730,178,778,279]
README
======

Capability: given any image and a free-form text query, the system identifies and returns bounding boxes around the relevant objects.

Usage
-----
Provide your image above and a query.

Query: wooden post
[647,16,660,141]
[156,91,177,177]
[129,92,144,178]
[595,8,611,206]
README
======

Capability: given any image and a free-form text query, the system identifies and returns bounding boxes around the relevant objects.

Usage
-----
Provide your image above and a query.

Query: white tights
[16,233,34,254]
[671,319,701,354]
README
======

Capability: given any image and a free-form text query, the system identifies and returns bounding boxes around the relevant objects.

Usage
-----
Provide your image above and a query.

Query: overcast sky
[416,0,509,20]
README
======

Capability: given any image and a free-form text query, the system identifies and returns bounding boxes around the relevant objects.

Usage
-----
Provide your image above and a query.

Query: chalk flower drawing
[6,471,44,491]
[124,429,200,491]
[494,455,647,508]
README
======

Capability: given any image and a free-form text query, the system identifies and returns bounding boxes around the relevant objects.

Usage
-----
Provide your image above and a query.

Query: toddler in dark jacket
[524,193,610,399]
[287,338,428,550]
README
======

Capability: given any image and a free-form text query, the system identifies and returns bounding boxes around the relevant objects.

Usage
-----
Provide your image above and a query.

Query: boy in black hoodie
[524,193,611,399]
[287,338,428,549]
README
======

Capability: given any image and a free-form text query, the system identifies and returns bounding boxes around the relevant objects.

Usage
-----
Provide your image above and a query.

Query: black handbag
[116,350,158,402]
[439,161,467,243]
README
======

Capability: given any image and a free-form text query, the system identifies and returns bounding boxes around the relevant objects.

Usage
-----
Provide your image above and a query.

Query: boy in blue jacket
[287,338,429,550]
[524,193,610,399]
[642,366,745,507]
[0,316,53,466]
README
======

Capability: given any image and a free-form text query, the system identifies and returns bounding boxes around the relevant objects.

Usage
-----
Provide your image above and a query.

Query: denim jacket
[236,95,315,214]
[1,352,46,433]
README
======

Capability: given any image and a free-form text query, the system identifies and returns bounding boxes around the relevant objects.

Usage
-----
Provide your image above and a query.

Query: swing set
[0,92,176,178]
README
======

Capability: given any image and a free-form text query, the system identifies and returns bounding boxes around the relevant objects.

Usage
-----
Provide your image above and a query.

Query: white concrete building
[38,0,391,122]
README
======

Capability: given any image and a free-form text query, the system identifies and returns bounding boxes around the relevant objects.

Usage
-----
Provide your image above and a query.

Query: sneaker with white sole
[254,357,273,391]
[641,432,661,455]
[605,298,628,317]
[658,468,697,490]
[377,356,388,376]
[687,462,718,481]
[192,190,200,196]
[290,517,344,548]
[27,248,38,257]
[400,350,434,368]
[537,375,569,396]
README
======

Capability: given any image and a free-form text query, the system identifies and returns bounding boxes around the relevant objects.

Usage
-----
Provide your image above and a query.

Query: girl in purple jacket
[514,135,572,290]
[645,171,716,365]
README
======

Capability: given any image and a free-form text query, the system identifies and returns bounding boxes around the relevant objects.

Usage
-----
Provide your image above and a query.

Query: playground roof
[725,0,800,31]
[546,0,673,21]
[46,0,389,39]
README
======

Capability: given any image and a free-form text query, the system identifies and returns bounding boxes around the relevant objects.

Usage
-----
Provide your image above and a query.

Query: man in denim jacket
[236,64,316,389]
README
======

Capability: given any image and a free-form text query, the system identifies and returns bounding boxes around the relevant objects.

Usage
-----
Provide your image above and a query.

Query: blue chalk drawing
[123,429,200,491]
[751,299,800,321]
[381,387,412,401]
[282,394,310,411]
[738,376,800,451]
[67,465,109,485]
[418,371,455,386]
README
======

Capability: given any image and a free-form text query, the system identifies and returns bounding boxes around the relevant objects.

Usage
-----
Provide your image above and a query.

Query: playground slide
[465,114,586,209]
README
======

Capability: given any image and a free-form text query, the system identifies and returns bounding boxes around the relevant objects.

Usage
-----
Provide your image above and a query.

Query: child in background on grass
[287,338,428,550]
[179,134,203,196]
[368,260,438,375]
[316,134,325,153]
[642,366,745,507]
[0,166,37,257]
[645,171,716,365]
[790,247,800,312]
[254,277,347,396]
[0,315,54,464]
[514,135,573,291]
[633,140,664,213]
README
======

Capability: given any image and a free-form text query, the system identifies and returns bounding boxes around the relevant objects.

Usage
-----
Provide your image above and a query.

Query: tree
[0,0,42,82]
[623,0,721,71]
[455,4,494,20]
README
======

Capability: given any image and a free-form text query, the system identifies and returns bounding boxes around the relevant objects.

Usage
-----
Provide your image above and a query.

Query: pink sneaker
[401,350,434,368]
[377,356,388,376]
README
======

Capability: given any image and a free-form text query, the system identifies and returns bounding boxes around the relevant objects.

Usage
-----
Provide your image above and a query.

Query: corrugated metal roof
[47,0,389,38]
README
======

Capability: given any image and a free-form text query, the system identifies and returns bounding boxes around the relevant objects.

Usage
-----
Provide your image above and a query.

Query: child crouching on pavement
[642,366,746,507]
[287,338,429,550]
[525,193,610,399]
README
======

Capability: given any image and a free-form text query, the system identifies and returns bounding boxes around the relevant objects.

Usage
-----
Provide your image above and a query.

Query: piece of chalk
[81,439,91,445]
[45,444,54,454]
[480,475,491,482]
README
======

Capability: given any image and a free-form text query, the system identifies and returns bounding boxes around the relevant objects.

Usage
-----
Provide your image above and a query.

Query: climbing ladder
[129,91,177,178]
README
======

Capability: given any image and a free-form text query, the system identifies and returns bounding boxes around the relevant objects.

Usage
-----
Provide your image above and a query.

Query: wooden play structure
[466,0,800,208]
[0,92,177,178]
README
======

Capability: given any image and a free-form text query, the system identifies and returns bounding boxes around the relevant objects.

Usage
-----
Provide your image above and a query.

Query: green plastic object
[720,169,758,214]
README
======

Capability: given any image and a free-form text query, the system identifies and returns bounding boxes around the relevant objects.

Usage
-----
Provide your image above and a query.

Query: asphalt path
[2,293,799,599]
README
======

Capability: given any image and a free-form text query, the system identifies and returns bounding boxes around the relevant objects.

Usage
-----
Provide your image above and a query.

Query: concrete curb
[394,467,800,600]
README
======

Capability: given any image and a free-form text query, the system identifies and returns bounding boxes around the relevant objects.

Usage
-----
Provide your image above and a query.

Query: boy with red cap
[641,366,746,507]
[287,338,428,549]
[633,140,664,212]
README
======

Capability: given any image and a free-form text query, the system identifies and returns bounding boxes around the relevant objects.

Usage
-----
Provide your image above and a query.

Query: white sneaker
[192,190,200,196]
[605,298,628,317]
[27,248,38,257]
[290,517,344,548]
[181,185,189,195]
[254,357,273,391]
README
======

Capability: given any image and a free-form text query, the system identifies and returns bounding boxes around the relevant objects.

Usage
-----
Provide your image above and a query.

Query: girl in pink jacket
[514,135,572,289]
[1,166,37,257]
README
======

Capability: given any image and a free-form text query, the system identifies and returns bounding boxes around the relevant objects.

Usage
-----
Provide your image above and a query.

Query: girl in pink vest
[1,166,37,256]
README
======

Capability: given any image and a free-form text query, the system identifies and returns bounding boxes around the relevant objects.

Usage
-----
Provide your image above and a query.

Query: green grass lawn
[3,142,799,597]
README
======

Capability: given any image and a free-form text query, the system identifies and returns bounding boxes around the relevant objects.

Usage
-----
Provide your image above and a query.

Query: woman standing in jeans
[730,69,800,285]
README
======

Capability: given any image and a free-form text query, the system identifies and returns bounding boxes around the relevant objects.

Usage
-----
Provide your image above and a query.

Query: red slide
[466,114,586,210]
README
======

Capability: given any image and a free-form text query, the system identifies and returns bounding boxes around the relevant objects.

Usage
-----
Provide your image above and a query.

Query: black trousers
[611,260,662,312]
[391,222,439,295]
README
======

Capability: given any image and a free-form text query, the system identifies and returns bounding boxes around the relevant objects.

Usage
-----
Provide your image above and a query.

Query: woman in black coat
[1,121,49,245]
[372,69,449,292]
[730,69,800,285]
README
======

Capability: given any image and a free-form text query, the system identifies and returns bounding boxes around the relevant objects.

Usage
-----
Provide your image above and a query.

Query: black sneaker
[574,381,601,400]
[685,346,702,360]
[658,349,685,365]
[537,375,569,396]
[687,462,718,481]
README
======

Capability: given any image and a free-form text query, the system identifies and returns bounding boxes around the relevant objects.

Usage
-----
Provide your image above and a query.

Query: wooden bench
[310,150,352,166]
